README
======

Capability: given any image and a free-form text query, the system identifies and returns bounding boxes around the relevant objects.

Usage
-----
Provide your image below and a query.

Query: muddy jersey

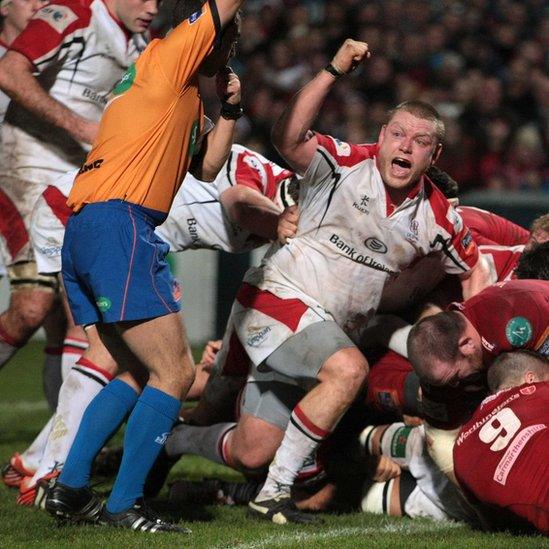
[450,279,549,363]
[454,382,549,534]
[243,135,479,349]
[68,0,220,215]
[0,0,147,182]
[157,144,292,252]
[457,206,529,247]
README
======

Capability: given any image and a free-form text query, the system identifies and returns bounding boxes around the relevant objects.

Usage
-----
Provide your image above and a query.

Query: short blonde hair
[388,100,445,143]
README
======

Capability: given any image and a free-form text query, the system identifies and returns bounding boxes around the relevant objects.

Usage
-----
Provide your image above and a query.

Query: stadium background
[2,0,548,344]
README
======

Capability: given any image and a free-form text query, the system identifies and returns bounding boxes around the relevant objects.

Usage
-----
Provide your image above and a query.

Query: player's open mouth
[138,18,152,28]
[391,157,412,177]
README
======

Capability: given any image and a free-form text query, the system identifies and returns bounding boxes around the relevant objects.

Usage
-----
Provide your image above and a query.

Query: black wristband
[324,63,343,79]
[220,101,243,120]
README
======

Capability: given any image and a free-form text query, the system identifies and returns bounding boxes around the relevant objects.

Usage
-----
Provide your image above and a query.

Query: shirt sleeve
[301,133,378,190]
[429,197,480,275]
[153,0,221,91]
[9,3,89,71]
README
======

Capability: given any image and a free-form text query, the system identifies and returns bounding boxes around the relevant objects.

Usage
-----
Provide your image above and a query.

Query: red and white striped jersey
[0,0,147,182]
[244,134,479,343]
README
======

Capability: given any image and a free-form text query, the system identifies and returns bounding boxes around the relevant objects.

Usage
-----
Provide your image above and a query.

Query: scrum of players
[0,0,547,536]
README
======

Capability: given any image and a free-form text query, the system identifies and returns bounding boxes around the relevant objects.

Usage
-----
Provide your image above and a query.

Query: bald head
[487,351,549,393]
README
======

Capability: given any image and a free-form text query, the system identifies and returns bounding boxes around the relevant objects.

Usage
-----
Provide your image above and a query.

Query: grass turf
[0,341,547,548]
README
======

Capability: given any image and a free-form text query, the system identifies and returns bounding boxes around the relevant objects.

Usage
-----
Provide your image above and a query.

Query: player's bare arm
[215,0,245,27]
[191,67,241,181]
[0,51,99,144]
[458,255,492,300]
[272,39,371,175]
[220,185,281,239]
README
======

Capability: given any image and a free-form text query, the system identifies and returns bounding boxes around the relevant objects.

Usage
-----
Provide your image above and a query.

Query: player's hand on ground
[216,66,241,105]
[277,205,299,244]
[200,339,222,370]
[330,39,371,74]
[371,455,401,482]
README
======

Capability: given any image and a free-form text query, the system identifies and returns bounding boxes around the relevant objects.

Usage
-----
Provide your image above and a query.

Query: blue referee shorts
[62,200,180,326]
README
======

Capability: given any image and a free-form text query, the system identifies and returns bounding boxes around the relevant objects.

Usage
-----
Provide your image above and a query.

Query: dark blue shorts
[62,200,180,326]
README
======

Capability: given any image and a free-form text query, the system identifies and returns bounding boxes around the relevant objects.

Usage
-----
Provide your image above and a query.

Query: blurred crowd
[198,0,548,193]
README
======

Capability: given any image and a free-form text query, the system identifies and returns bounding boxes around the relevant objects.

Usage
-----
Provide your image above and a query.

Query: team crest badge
[505,316,533,347]
[96,296,112,313]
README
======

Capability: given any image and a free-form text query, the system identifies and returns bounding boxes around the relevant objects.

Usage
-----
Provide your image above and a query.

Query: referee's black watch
[220,101,244,120]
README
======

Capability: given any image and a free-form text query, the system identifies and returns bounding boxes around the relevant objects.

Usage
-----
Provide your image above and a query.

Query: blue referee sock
[106,385,180,514]
[59,379,138,489]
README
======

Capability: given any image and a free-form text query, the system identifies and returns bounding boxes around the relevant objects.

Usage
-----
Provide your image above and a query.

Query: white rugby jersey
[0,0,147,183]
[31,145,292,272]
[244,135,479,343]
[157,144,293,253]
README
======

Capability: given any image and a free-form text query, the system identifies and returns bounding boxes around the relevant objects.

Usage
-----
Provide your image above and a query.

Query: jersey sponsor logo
[494,424,547,485]
[37,244,62,257]
[246,325,272,347]
[334,139,351,156]
[78,159,103,174]
[186,218,200,246]
[352,194,370,214]
[329,234,395,274]
[188,8,204,24]
[82,87,107,106]
[481,336,496,353]
[456,392,520,446]
[112,64,136,96]
[364,237,388,254]
[96,296,112,313]
[505,316,533,347]
[462,231,473,250]
[34,5,78,33]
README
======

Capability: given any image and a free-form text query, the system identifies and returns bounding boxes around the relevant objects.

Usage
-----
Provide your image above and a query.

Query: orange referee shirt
[68,0,221,214]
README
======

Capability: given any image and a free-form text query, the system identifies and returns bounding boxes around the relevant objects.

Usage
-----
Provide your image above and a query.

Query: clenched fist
[216,66,241,105]
[330,39,371,75]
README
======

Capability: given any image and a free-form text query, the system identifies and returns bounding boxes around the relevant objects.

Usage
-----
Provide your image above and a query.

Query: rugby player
[454,351,549,534]
[164,39,487,525]
[0,0,152,414]
[43,0,247,528]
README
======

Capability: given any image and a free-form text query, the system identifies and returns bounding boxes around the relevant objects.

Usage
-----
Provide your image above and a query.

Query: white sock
[359,423,423,469]
[31,357,112,482]
[0,321,20,368]
[256,405,329,501]
[43,346,63,411]
[20,416,54,472]
[61,337,88,380]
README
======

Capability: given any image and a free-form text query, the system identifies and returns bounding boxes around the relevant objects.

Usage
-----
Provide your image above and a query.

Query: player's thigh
[262,320,356,383]
[116,312,193,375]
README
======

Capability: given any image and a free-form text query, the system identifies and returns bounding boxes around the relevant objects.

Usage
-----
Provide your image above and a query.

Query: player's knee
[5,292,54,335]
[335,358,369,396]
[231,443,271,473]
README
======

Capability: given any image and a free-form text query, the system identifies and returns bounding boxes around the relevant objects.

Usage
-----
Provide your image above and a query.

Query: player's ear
[524,371,537,384]
[457,335,475,357]
[378,124,387,144]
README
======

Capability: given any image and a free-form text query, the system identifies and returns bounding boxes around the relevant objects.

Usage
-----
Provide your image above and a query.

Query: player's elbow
[221,186,251,225]
[0,52,31,96]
